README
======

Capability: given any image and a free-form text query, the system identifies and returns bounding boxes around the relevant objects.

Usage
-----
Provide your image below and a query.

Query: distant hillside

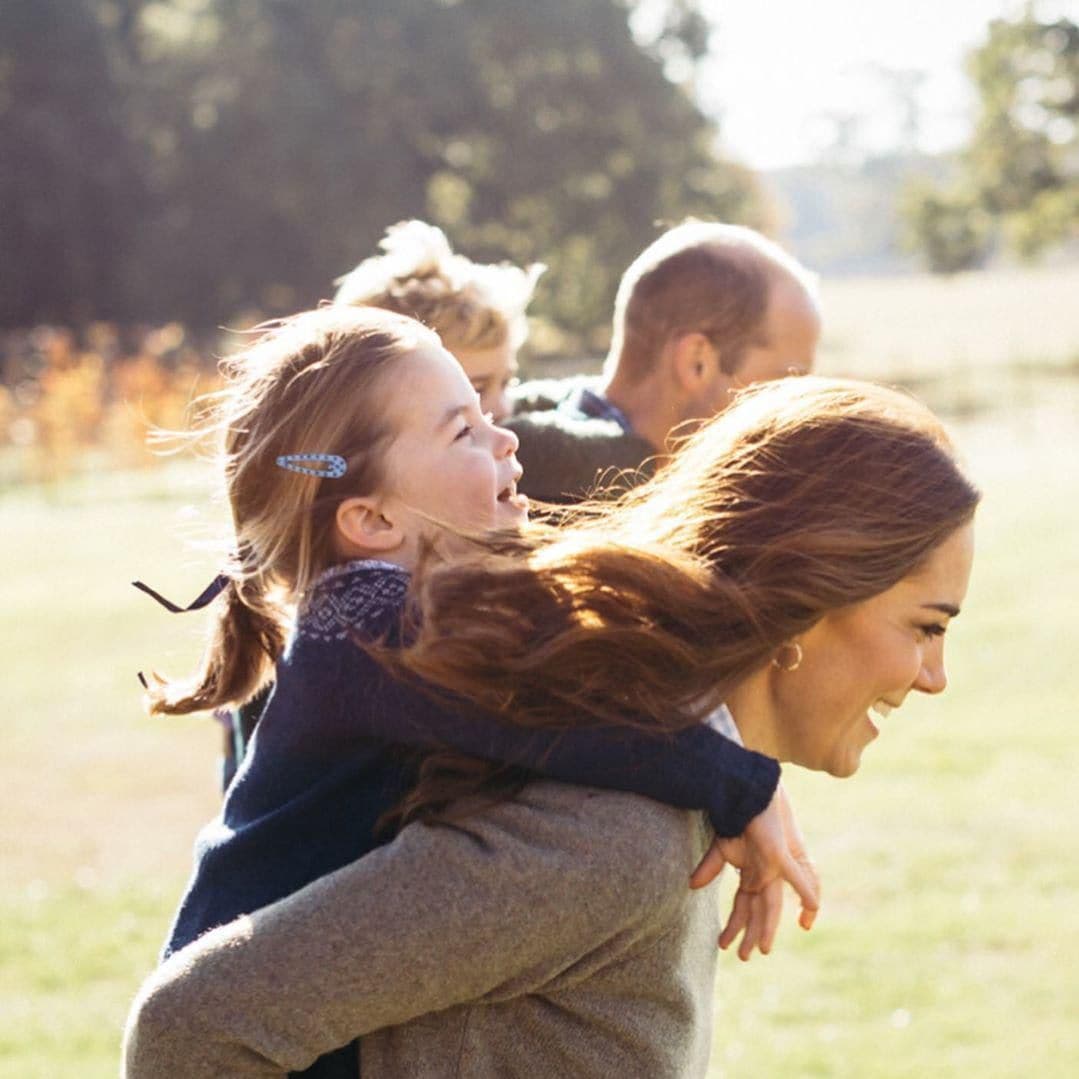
[763,154,951,277]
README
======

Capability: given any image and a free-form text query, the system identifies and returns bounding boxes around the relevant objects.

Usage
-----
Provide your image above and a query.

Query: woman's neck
[723,668,787,762]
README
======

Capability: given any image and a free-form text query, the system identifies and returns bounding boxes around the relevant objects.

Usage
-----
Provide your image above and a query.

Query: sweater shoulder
[506,413,655,502]
[449,783,710,925]
[509,374,596,413]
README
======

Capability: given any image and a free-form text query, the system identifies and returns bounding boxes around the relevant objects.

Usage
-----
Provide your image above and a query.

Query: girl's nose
[492,421,519,457]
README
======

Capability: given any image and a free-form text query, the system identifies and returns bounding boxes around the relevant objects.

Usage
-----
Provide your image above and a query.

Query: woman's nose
[914,652,948,695]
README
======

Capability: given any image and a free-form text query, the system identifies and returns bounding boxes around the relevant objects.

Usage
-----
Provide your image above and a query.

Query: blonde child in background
[136,304,817,1077]
[334,219,541,422]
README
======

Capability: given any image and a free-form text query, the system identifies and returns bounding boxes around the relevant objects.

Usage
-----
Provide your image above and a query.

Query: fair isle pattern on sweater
[297,560,410,642]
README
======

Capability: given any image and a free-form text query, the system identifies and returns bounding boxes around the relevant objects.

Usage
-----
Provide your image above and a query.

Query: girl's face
[770,521,975,777]
[377,342,527,563]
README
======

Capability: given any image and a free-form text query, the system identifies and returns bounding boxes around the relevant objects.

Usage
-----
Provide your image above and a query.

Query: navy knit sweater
[164,559,780,1077]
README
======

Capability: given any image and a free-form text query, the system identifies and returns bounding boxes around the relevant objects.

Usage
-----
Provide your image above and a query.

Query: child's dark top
[164,560,781,1078]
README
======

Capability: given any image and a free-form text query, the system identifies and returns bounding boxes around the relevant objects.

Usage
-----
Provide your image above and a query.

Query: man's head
[604,221,821,442]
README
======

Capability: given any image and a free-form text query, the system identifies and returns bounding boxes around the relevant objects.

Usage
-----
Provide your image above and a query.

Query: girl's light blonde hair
[333,220,544,353]
[146,305,437,716]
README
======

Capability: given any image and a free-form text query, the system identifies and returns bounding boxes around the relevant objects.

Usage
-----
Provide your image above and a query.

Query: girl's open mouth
[497,482,529,514]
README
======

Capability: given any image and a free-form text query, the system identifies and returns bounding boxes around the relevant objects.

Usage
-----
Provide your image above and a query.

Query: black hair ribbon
[131,574,231,689]
[132,573,231,614]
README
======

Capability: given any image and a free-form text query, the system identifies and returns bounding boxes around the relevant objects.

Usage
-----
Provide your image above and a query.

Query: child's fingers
[727,882,774,962]
[718,886,751,951]
[756,880,784,955]
[736,893,764,961]
[689,839,727,889]
[775,787,821,932]
[796,854,820,930]
[780,852,820,919]
[734,881,780,960]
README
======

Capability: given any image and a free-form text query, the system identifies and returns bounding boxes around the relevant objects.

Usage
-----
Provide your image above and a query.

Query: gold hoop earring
[771,642,803,672]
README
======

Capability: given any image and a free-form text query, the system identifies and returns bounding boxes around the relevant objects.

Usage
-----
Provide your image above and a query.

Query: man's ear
[671,332,721,393]
[335,497,405,556]
[671,332,743,420]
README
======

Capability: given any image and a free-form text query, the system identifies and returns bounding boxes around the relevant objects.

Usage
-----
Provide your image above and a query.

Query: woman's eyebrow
[923,602,960,617]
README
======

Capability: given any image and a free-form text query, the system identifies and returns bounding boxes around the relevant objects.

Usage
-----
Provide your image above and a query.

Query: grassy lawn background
[2,272,1077,1076]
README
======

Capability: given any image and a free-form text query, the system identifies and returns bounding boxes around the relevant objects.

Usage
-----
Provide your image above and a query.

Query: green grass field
[3,325,1078,1075]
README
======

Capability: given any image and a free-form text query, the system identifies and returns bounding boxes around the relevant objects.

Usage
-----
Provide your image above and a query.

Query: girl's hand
[689,783,819,960]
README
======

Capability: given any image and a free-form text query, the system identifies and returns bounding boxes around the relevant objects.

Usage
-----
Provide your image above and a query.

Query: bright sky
[686,0,1064,170]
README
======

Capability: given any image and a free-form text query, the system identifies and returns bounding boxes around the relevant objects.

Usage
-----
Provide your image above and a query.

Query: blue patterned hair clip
[275,453,348,479]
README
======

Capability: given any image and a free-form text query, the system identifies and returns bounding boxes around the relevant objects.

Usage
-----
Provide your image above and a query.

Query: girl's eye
[917,623,946,640]
[454,424,473,442]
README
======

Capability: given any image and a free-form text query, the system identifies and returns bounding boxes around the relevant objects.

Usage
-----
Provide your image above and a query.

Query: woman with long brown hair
[125,376,979,1079]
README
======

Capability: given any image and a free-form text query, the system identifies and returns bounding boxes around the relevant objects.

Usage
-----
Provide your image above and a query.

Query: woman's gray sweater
[124,782,722,1078]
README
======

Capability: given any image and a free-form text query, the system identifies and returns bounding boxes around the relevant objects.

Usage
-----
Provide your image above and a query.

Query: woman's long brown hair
[389,377,980,824]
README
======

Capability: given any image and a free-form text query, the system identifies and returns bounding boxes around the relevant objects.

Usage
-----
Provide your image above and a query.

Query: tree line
[902,10,1078,273]
[0,0,765,339]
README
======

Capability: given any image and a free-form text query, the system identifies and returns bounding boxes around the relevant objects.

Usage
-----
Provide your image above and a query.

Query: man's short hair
[606,221,818,384]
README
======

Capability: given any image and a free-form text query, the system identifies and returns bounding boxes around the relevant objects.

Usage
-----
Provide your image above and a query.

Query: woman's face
[773,521,976,777]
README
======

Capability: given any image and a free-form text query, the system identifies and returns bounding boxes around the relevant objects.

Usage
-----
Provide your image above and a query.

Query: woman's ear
[335,497,404,556]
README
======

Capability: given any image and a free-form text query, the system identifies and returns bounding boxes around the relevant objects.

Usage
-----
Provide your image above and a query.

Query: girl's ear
[335,497,405,556]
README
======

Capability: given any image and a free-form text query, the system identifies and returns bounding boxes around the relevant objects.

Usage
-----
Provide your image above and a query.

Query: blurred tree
[0,0,145,324]
[1,0,764,340]
[903,9,1077,273]
[899,177,992,273]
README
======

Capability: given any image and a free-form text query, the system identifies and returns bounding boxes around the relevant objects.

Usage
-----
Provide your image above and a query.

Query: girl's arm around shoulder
[343,647,780,838]
[123,785,706,1079]
[300,559,780,838]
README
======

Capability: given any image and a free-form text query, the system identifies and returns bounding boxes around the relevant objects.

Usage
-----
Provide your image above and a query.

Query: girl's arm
[344,643,778,838]
[124,786,702,1078]
[341,645,819,942]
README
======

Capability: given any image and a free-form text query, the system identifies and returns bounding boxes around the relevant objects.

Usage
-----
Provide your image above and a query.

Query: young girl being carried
[137,305,817,1070]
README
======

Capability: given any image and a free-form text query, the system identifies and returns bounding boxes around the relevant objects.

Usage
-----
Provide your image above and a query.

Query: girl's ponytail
[146,576,287,716]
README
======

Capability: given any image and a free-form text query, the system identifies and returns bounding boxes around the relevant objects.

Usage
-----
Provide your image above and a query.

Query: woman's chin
[827,743,870,779]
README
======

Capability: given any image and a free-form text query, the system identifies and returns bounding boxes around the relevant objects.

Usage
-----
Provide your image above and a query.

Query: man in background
[508,220,821,502]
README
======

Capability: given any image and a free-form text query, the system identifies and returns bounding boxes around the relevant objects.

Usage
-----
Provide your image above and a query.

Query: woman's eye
[917,623,946,639]
[454,424,473,442]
